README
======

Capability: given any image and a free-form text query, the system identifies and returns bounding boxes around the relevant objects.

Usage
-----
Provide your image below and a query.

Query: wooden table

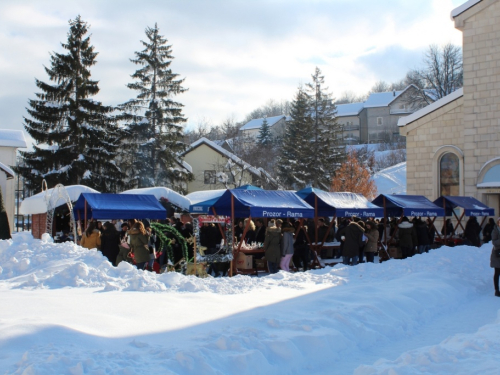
[235,247,267,275]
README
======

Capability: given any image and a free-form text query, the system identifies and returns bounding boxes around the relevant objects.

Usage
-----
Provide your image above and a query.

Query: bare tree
[404,43,463,107]
[335,90,366,104]
[243,99,291,123]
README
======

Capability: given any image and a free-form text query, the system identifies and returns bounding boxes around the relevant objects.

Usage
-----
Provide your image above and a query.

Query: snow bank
[1,233,499,374]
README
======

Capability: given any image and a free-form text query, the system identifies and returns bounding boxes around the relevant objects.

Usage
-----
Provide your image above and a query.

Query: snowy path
[0,234,499,374]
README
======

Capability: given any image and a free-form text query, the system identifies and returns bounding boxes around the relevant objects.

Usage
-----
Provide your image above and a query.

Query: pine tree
[277,88,314,189]
[15,16,124,193]
[305,67,345,190]
[331,150,377,199]
[256,117,273,146]
[0,187,11,240]
[119,24,191,191]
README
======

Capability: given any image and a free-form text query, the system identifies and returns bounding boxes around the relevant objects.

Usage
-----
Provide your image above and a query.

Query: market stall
[433,195,494,245]
[371,194,445,256]
[297,187,385,266]
[209,189,315,275]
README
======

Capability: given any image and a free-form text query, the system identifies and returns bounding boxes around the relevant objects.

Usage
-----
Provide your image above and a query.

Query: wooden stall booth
[433,196,494,246]
[371,194,445,258]
[297,188,385,267]
[208,189,315,276]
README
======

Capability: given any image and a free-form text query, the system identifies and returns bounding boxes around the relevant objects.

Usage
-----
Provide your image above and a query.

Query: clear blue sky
[0,0,465,144]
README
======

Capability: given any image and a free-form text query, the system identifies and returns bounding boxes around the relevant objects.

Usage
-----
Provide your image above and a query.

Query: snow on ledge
[451,0,482,19]
[398,88,463,127]
[0,161,15,179]
[0,129,27,148]
[20,185,100,215]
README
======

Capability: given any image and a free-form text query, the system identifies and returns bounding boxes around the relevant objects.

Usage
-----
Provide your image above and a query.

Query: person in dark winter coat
[264,219,281,274]
[254,219,266,243]
[464,216,481,247]
[490,217,500,297]
[342,219,365,266]
[415,218,431,254]
[293,221,310,271]
[397,217,417,258]
[280,222,295,271]
[441,218,455,237]
[100,222,120,266]
[483,218,495,244]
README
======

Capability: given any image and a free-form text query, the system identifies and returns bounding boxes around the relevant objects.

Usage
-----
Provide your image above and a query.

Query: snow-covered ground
[373,162,407,195]
[1,232,499,374]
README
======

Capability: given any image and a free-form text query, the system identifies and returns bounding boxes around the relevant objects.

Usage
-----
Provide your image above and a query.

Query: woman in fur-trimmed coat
[280,222,295,272]
[128,221,150,270]
[364,221,379,263]
[264,220,281,274]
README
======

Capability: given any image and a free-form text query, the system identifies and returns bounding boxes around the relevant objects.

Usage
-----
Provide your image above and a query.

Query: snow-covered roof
[398,88,463,127]
[451,0,482,19]
[121,187,190,211]
[372,162,407,195]
[364,91,403,108]
[240,115,286,131]
[183,137,262,177]
[20,185,100,215]
[0,161,15,179]
[0,130,27,148]
[336,102,365,117]
[185,189,227,205]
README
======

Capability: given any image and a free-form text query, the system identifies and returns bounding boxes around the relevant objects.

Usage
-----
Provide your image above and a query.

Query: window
[204,170,216,184]
[377,117,383,126]
[440,153,460,196]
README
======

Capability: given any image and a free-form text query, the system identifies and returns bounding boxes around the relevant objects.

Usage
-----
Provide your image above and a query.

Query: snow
[373,161,407,195]
[0,161,15,178]
[364,90,403,108]
[121,186,191,211]
[1,232,500,374]
[336,101,365,116]
[0,129,28,148]
[239,115,286,131]
[19,185,100,215]
[451,0,482,19]
[185,189,226,204]
[398,88,463,127]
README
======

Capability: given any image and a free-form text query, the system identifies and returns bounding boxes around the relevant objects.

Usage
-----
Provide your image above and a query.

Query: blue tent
[297,188,384,218]
[371,194,445,217]
[188,185,262,214]
[210,189,315,218]
[433,196,494,217]
[73,193,167,220]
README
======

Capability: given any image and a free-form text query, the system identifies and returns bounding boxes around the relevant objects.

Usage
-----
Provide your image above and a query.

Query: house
[181,137,278,193]
[0,130,28,230]
[239,115,289,140]
[398,0,500,215]
[336,85,425,144]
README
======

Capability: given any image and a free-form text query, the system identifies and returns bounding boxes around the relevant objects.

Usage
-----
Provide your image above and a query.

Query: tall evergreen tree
[119,24,191,191]
[256,117,273,146]
[305,67,345,190]
[15,16,123,193]
[277,88,314,189]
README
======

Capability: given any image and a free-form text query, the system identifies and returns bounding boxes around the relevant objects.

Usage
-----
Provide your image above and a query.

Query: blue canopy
[210,189,315,218]
[433,196,494,217]
[189,185,262,214]
[297,188,384,218]
[73,193,167,220]
[371,194,445,217]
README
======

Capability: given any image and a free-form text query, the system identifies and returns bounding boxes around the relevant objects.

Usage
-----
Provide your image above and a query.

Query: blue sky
[0,0,465,143]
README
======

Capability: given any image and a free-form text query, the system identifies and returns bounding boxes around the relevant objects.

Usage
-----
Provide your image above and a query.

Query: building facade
[399,0,500,215]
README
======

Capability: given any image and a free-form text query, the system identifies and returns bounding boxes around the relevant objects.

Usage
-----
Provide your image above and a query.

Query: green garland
[151,222,190,264]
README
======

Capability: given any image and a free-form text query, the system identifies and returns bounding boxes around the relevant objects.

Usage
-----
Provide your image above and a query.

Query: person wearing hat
[397,216,417,259]
[364,220,379,263]
[490,217,500,297]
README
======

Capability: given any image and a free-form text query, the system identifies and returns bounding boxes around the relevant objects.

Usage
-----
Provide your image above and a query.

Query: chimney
[393,90,395,97]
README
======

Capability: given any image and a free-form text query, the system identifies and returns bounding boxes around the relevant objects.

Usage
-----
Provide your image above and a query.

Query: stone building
[399,0,500,215]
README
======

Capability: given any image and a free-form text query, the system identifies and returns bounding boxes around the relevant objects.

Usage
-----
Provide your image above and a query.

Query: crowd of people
[78,214,194,271]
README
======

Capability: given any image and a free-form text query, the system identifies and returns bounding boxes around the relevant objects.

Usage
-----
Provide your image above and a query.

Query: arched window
[440,153,460,196]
